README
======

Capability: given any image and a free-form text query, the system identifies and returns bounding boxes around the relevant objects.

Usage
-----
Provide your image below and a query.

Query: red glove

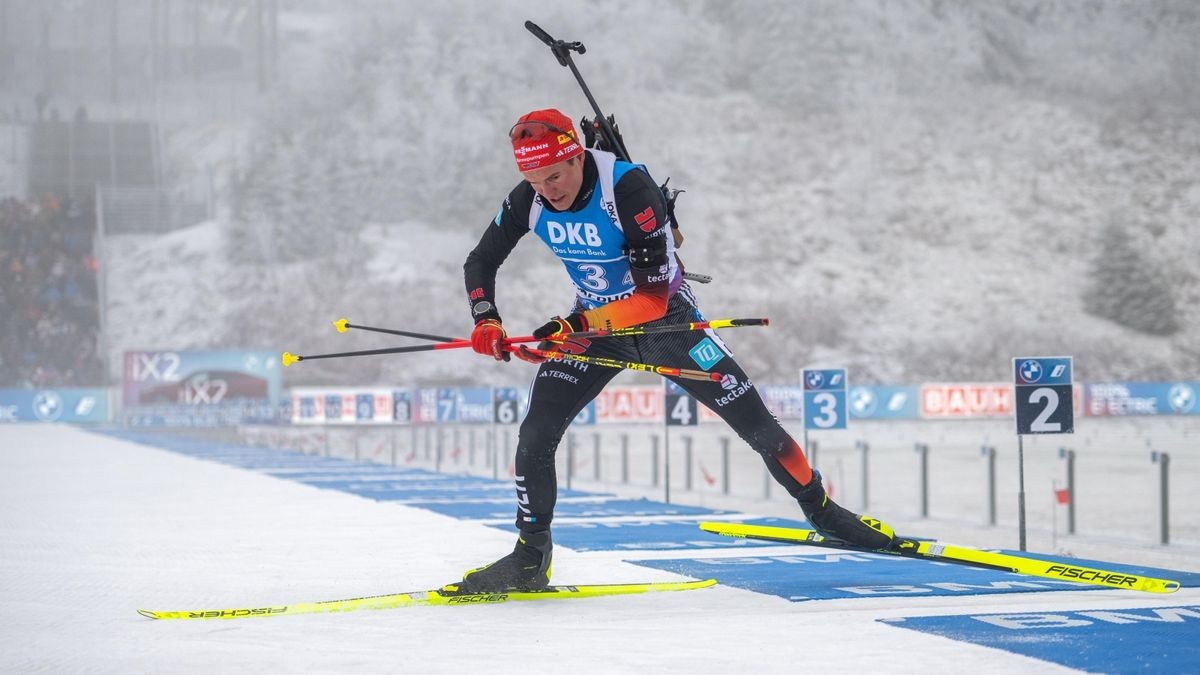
[470,319,509,362]
[514,313,588,364]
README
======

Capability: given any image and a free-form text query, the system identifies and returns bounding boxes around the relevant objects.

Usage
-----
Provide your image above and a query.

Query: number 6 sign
[1013,356,1074,435]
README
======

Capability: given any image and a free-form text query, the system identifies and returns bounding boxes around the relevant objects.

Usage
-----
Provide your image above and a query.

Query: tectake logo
[715,377,753,407]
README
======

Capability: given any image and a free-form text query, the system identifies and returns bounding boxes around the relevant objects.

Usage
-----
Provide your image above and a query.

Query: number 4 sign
[664,380,697,427]
[1013,356,1074,435]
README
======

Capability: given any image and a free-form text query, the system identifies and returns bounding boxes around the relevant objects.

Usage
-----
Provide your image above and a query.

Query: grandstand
[0,2,274,390]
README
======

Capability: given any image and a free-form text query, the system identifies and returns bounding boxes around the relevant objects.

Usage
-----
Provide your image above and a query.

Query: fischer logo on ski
[698,521,1180,594]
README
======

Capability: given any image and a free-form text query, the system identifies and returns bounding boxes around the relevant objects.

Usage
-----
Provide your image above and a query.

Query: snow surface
[2,424,1197,673]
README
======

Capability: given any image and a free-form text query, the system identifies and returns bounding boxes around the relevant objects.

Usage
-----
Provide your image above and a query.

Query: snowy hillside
[107,0,1200,387]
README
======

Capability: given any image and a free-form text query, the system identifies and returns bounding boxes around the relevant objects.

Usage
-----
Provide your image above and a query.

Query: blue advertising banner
[276,381,1200,426]
[0,388,109,423]
[412,388,440,424]
[456,388,494,424]
[296,394,319,422]
[122,350,280,406]
[1085,382,1200,416]
[848,385,920,420]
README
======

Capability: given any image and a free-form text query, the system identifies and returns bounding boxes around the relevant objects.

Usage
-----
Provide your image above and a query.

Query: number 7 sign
[1013,356,1074,435]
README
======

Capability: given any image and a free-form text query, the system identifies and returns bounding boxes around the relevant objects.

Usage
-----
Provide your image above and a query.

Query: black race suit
[465,151,814,532]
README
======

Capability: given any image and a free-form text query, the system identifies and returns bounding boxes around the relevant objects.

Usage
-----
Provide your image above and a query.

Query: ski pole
[513,345,723,383]
[563,317,767,341]
[333,318,457,343]
[332,317,769,345]
[281,341,470,367]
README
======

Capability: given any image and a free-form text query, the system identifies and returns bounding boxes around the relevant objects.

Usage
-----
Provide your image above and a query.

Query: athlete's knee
[515,420,563,467]
[743,425,794,458]
[723,409,793,457]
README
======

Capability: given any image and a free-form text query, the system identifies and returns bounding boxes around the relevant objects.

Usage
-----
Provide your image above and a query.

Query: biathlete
[456,108,894,592]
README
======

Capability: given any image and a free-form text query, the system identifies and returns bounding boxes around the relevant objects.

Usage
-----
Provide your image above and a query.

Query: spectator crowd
[0,194,105,387]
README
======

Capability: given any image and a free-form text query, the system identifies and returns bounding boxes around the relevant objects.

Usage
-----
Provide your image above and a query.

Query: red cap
[510,108,583,172]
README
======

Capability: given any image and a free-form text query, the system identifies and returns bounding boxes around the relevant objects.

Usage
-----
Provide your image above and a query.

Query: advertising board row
[0,389,110,423]
[8,346,1193,427]
[285,381,1200,426]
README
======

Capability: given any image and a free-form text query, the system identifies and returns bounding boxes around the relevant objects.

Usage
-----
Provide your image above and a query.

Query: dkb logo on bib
[546,221,602,247]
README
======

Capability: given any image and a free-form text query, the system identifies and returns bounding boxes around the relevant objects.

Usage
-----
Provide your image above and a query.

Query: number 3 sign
[803,368,847,431]
[1013,356,1074,435]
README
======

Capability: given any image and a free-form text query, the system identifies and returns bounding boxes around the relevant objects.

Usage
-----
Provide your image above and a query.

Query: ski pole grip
[525,21,556,46]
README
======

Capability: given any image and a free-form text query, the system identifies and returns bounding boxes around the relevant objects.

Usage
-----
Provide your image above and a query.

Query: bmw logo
[850,387,877,416]
[805,371,825,389]
[1019,360,1043,384]
[33,391,64,421]
[1168,384,1196,413]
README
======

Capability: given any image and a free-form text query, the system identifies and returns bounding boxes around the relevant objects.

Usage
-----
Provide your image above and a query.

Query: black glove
[516,313,588,364]
[532,313,588,341]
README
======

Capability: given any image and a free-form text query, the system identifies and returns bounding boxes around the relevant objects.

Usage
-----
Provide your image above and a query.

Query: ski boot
[795,471,895,550]
[452,530,552,593]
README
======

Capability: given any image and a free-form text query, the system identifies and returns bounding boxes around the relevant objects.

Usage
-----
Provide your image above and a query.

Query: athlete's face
[521,156,585,209]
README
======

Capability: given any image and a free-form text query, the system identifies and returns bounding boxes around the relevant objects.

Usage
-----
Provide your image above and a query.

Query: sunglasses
[509,120,576,142]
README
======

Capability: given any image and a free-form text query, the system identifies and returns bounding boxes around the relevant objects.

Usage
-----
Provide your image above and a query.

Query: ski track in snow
[1,424,1197,674]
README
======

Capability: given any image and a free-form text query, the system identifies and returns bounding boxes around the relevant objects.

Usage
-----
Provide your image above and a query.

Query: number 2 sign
[1013,356,1074,435]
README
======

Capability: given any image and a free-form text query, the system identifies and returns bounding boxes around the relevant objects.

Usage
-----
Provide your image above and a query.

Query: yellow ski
[699,521,1180,594]
[138,578,716,620]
